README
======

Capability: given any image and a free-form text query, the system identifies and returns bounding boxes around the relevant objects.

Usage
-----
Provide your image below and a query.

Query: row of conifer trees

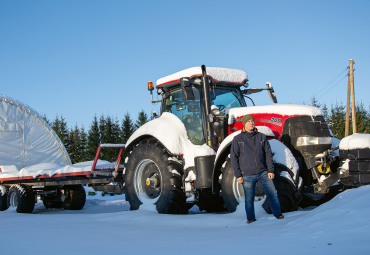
[45,100,370,164]
[44,110,150,164]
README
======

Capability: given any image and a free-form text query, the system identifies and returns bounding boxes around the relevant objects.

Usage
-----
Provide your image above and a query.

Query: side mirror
[266,82,277,103]
[180,77,195,100]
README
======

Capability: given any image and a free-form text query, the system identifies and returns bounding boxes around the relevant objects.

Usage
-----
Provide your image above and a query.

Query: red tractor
[123,66,345,214]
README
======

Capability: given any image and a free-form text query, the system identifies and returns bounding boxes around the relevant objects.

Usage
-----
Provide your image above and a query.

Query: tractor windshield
[210,86,245,110]
[162,87,205,145]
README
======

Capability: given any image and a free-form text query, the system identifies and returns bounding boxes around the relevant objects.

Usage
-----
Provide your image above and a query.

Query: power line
[316,75,347,101]
[314,67,348,97]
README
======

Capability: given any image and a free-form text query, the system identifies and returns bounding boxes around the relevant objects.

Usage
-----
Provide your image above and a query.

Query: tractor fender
[125,112,214,170]
[125,113,187,156]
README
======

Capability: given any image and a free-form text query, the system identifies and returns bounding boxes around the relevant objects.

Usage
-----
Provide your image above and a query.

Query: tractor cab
[148,66,276,147]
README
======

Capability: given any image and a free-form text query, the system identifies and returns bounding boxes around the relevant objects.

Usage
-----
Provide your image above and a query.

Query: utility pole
[350,59,357,133]
[345,59,356,136]
[345,66,350,137]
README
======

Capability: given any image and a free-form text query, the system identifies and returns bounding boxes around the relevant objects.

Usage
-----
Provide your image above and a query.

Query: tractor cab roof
[156,67,248,89]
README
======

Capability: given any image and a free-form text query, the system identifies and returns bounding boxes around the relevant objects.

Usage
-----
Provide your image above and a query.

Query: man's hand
[268,173,274,179]
[237,177,244,184]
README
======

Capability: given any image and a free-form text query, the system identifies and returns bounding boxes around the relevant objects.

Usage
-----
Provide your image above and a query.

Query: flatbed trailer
[0,144,125,213]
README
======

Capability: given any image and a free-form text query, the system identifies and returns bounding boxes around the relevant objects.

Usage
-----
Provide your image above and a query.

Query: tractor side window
[163,88,204,145]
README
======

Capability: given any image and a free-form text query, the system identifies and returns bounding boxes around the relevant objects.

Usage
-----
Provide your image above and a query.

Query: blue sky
[1,0,369,129]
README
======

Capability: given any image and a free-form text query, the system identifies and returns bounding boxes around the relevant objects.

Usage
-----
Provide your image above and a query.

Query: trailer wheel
[262,164,302,214]
[124,140,187,214]
[196,191,226,213]
[7,185,35,213]
[0,185,9,211]
[61,185,86,210]
[219,157,244,212]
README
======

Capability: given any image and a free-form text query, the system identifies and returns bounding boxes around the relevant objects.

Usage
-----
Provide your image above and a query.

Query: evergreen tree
[113,117,121,142]
[59,115,70,147]
[80,125,88,162]
[121,112,135,159]
[99,114,106,144]
[350,102,370,134]
[327,102,346,139]
[87,114,100,160]
[52,114,69,147]
[322,103,329,123]
[68,124,82,164]
[121,112,135,143]
[135,109,148,129]
[310,96,322,109]
[97,114,121,162]
[51,115,61,135]
[42,113,51,125]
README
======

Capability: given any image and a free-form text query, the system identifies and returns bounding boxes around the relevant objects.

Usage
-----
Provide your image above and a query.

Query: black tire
[262,164,302,214]
[219,157,244,213]
[196,191,226,213]
[124,140,187,214]
[62,185,86,210]
[7,185,35,213]
[43,200,63,209]
[0,185,9,211]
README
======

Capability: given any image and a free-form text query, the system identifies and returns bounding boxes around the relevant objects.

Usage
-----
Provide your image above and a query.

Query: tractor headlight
[296,137,332,146]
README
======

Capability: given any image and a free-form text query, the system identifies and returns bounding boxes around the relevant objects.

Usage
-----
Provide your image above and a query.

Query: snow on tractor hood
[228,104,323,124]
[339,133,370,150]
[125,112,215,170]
[156,67,248,88]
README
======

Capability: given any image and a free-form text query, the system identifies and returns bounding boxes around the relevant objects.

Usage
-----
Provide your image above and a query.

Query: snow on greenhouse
[0,94,71,171]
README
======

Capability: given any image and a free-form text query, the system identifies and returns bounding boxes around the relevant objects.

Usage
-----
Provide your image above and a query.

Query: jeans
[242,171,282,221]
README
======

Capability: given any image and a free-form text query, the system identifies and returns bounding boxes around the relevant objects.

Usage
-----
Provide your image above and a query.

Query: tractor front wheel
[219,157,244,212]
[124,140,187,214]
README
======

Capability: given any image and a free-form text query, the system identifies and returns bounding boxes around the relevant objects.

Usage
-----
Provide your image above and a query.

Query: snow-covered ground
[1,185,369,254]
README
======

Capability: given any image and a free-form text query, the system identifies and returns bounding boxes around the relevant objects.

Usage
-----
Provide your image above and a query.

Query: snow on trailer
[0,144,126,213]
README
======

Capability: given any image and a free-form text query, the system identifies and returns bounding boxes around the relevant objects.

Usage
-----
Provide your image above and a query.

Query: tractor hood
[228,104,323,124]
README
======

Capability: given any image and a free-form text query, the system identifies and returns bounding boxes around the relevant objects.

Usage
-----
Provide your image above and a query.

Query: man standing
[230,114,284,223]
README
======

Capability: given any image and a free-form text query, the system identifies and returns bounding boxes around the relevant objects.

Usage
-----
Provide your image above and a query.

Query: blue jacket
[230,129,274,178]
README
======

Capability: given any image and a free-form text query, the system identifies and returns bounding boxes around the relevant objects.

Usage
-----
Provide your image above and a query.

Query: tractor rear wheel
[219,157,244,213]
[124,140,187,214]
[262,164,302,214]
